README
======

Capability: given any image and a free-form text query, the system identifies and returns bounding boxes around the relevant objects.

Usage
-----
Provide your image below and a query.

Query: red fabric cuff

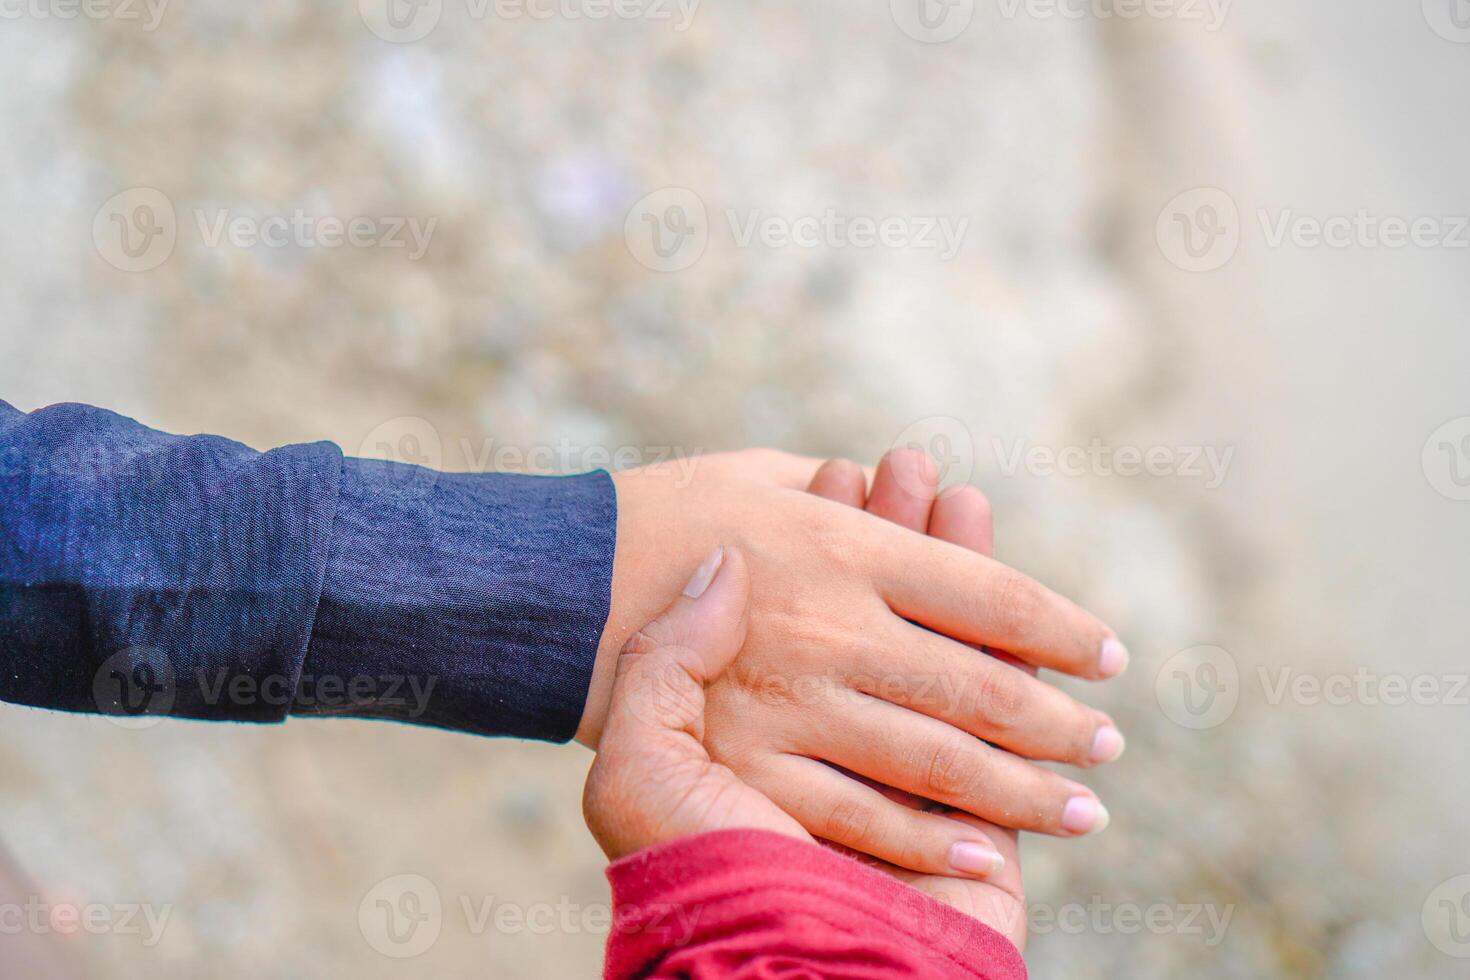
[604,829,1027,979]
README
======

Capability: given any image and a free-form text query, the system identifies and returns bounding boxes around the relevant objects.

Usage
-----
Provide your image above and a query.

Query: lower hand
[580,541,1028,950]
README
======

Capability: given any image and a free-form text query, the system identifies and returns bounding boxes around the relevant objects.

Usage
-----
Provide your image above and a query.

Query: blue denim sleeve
[298,458,616,742]
[0,400,617,743]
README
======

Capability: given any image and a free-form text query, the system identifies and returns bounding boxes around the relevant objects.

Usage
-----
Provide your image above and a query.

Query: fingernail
[1099,637,1130,678]
[682,546,725,599]
[1090,725,1126,764]
[1062,795,1110,835]
[949,841,1005,877]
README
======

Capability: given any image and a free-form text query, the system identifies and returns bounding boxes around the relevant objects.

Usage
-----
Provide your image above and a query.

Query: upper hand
[582,449,1126,879]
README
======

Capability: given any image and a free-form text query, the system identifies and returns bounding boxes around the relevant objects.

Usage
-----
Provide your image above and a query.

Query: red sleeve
[603,829,1027,980]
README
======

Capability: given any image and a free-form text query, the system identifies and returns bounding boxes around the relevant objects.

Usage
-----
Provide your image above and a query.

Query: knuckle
[991,572,1043,635]
[622,625,668,659]
[819,457,864,481]
[951,483,992,519]
[966,669,1026,734]
[824,798,880,844]
[1067,706,1101,764]
[923,736,979,800]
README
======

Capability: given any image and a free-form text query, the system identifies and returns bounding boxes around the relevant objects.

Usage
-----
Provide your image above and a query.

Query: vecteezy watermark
[194,209,436,260]
[1258,666,1470,709]
[0,897,171,947]
[353,417,707,502]
[623,187,970,271]
[991,436,1234,488]
[1027,897,1234,946]
[355,416,446,500]
[1158,187,1470,272]
[889,416,978,497]
[885,418,1234,491]
[198,670,439,717]
[624,187,709,272]
[92,648,439,727]
[1157,646,1470,730]
[1422,416,1470,502]
[889,0,976,43]
[92,188,437,272]
[458,437,704,486]
[93,187,177,273]
[357,874,705,957]
[92,647,176,729]
[360,874,443,958]
[994,0,1230,31]
[1423,0,1470,44]
[1155,187,1241,273]
[0,0,168,29]
[726,209,969,262]
[890,0,1228,42]
[1155,645,1240,730]
[1423,875,1470,958]
[358,0,699,43]
[1256,209,1470,251]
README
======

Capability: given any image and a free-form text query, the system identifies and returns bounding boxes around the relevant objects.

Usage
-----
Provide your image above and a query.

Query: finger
[926,483,994,560]
[865,447,940,531]
[871,526,1129,680]
[925,483,1037,675]
[854,617,1121,765]
[807,457,869,508]
[605,545,750,740]
[747,754,1009,878]
[802,692,1111,837]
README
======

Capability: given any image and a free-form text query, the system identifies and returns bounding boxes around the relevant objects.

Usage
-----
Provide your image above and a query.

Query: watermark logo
[727,209,968,260]
[359,874,443,958]
[992,436,1233,488]
[355,416,444,499]
[93,187,177,273]
[1155,645,1239,730]
[995,0,1230,30]
[1423,0,1470,43]
[94,189,437,269]
[1422,417,1470,501]
[360,0,697,40]
[1257,209,1470,251]
[193,209,437,259]
[0,897,171,946]
[92,647,176,730]
[889,416,977,497]
[360,0,443,42]
[890,0,975,42]
[1423,875,1470,957]
[0,0,169,28]
[624,187,709,272]
[1156,187,1240,273]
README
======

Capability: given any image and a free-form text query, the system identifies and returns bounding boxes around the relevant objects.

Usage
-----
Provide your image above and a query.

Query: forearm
[0,399,340,722]
[0,400,617,740]
[302,457,615,741]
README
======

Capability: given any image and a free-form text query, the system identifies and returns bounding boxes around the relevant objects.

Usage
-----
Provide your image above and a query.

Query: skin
[582,538,1026,949]
[578,449,1127,879]
[805,450,1043,946]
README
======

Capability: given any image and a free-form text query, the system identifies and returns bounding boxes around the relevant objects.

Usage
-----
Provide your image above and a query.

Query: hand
[582,449,1127,879]
[806,448,1072,949]
[583,544,808,858]
[581,539,1028,950]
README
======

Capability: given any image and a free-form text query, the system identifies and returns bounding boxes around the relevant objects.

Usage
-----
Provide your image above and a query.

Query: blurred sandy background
[2,1,1469,976]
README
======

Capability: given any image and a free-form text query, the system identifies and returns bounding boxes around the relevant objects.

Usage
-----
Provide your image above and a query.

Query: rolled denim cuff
[299,458,617,742]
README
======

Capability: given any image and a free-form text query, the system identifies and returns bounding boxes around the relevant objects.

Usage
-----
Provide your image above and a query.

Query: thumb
[607,545,750,738]
[587,545,808,858]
